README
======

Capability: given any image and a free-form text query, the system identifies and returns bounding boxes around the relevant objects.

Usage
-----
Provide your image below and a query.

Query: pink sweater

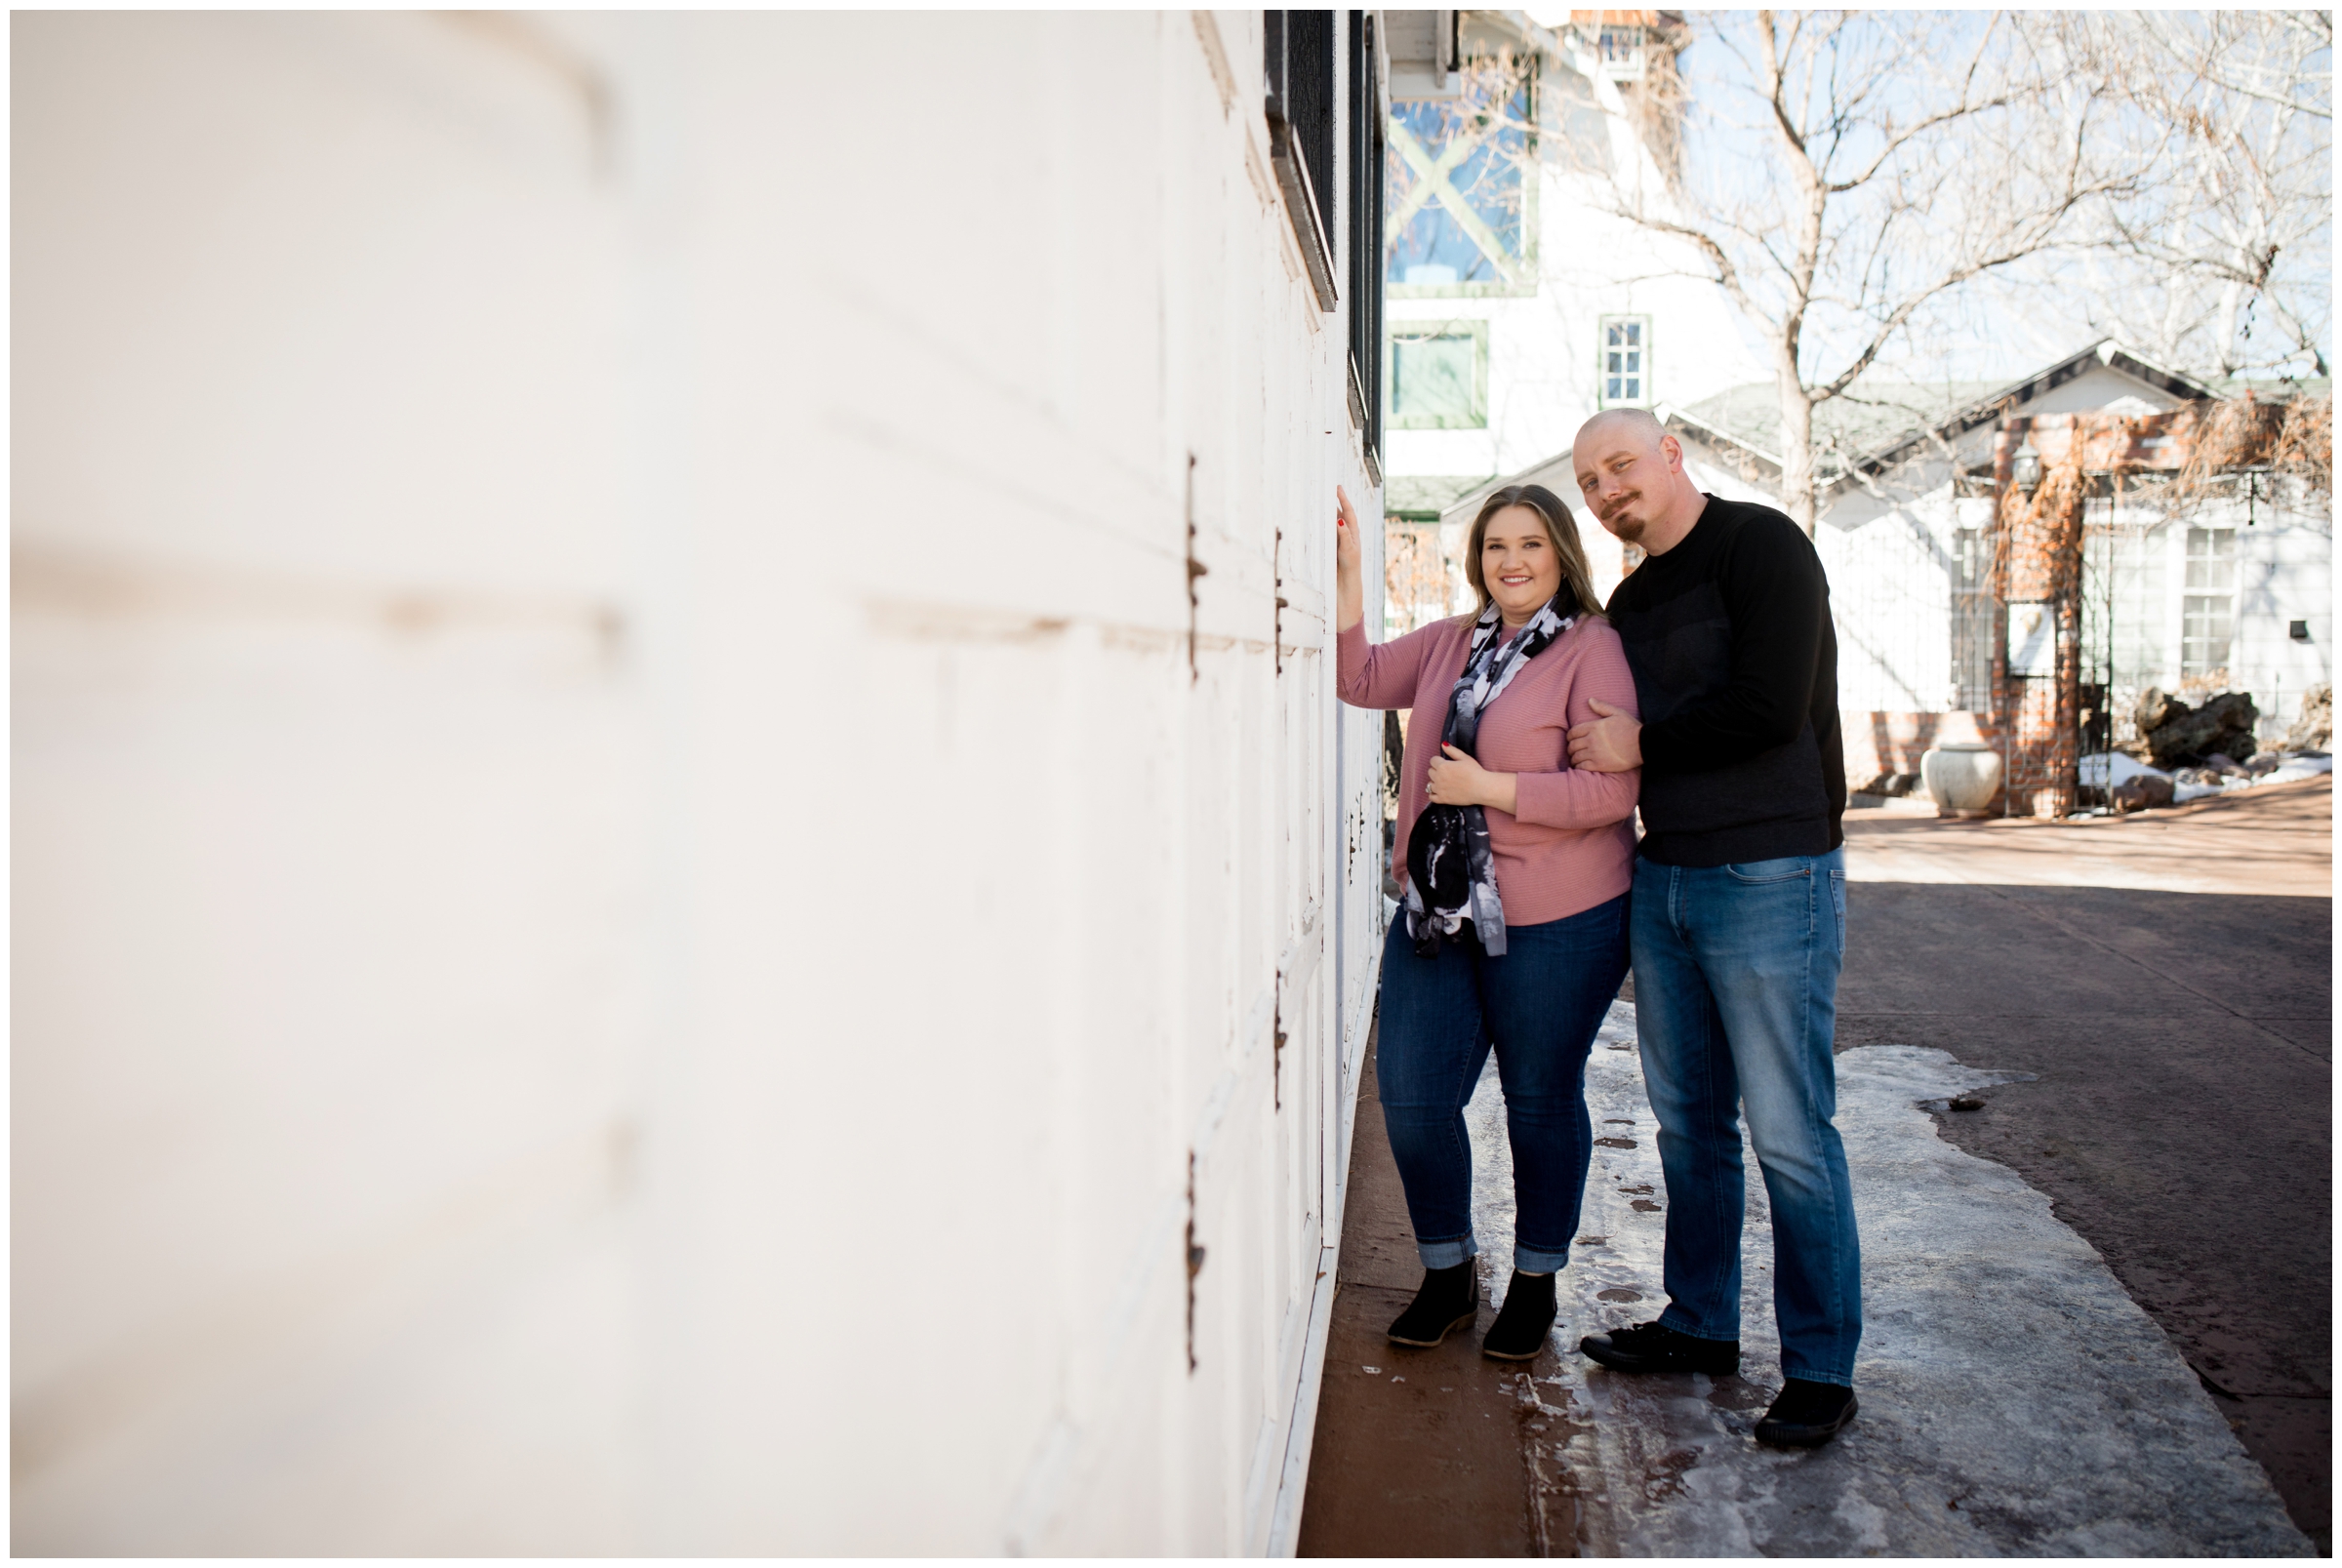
[1339,615,1640,928]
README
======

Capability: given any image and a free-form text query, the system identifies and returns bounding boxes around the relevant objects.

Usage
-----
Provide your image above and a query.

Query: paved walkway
[1839,775,2331,1549]
[1298,777,2327,1555]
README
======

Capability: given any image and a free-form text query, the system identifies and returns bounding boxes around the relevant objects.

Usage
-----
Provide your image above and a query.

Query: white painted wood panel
[13,11,1387,1554]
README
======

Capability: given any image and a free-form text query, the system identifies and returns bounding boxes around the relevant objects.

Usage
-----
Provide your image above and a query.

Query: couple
[1332,408,1859,1450]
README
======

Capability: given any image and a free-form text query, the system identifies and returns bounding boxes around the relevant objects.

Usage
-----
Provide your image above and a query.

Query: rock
[2144,691,2258,767]
[2284,682,2332,752]
[2202,752,2246,776]
[2134,687,2189,735]
[2245,753,2283,777]
[2111,773,2175,814]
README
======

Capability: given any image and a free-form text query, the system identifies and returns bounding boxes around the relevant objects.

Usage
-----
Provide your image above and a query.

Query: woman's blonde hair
[1463,483,1602,623]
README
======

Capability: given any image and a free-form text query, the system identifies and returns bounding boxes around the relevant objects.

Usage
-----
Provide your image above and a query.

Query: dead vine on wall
[2167,393,2332,506]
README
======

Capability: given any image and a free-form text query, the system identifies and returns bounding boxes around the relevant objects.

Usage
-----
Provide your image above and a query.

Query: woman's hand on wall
[1334,485,1364,633]
[1426,743,1517,815]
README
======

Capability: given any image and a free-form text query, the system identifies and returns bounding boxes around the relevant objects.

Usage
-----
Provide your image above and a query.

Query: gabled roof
[1430,341,2254,526]
[1671,380,2007,473]
[1663,341,2223,492]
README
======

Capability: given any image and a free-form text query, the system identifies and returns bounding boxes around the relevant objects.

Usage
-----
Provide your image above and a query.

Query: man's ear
[1661,433,1684,472]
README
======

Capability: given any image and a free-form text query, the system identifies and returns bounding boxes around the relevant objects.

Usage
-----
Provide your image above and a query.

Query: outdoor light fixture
[2010,437,2042,491]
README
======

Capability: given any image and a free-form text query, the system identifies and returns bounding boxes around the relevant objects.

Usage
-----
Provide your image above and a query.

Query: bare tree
[2038,11,2331,380]
[1553,12,2142,532]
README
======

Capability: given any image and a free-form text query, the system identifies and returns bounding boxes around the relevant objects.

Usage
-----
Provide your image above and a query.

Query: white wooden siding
[13,12,1386,1554]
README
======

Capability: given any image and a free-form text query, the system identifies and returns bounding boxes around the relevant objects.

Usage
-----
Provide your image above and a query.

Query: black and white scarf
[1404,592,1576,958]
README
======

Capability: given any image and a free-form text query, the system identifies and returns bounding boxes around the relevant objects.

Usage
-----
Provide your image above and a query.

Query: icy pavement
[1463,999,2314,1556]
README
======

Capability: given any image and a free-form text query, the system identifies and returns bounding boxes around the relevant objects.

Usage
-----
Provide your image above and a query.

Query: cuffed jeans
[1376,894,1630,1273]
[1632,846,1862,1386]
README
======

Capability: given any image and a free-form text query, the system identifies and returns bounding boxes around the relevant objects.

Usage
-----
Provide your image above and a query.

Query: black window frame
[1347,11,1386,472]
[1264,11,1339,311]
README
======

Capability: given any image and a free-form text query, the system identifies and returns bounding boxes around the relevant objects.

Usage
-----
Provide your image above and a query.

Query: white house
[1379,9,1764,625]
[1382,14,2331,786]
[1663,342,2334,769]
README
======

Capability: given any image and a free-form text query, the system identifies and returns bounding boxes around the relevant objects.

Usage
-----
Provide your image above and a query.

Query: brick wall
[1841,710,2001,793]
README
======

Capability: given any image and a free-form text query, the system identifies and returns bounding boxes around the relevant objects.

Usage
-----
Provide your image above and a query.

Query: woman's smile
[1480,503,1565,626]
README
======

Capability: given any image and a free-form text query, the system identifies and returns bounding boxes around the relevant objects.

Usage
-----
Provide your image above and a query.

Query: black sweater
[1604,496,1845,866]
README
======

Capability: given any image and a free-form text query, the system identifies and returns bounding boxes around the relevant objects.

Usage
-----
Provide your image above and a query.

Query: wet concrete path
[1297,778,2326,1556]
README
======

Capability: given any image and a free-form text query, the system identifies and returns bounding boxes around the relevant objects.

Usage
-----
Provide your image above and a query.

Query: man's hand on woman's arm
[1334,485,1365,633]
[1566,699,1642,773]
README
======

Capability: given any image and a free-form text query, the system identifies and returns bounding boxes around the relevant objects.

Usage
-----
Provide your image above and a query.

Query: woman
[1334,481,1639,1360]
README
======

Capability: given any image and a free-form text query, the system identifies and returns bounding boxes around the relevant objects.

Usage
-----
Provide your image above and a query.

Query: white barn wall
[14,11,1386,1554]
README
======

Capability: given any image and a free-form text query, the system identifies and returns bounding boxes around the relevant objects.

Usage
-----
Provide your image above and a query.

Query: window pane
[2182,594,2233,675]
[2186,528,2237,586]
[1387,60,1534,287]
[1599,316,1651,404]
[1393,336,1476,422]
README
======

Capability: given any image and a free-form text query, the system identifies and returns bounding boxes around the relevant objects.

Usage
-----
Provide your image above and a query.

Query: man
[1563,408,1860,1449]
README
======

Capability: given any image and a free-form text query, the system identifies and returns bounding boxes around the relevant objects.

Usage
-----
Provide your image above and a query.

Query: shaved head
[1576,406,1668,452]
[1572,406,1706,554]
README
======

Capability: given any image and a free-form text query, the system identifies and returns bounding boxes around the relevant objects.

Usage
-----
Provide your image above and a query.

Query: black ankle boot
[1387,1261,1478,1347]
[1755,1379,1859,1447]
[1481,1270,1557,1360]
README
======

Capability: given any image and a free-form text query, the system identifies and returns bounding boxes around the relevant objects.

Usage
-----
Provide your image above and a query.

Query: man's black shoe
[1578,1318,1740,1375]
[1755,1378,1858,1447]
[1480,1270,1556,1360]
[1387,1261,1478,1347]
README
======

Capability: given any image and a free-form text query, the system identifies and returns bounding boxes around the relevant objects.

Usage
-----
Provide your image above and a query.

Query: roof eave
[1845,339,2224,479]
[1659,404,1783,473]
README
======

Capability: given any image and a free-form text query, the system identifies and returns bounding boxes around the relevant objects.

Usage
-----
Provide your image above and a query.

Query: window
[1599,316,1651,406]
[2181,525,2237,677]
[1265,11,1339,310]
[1550,57,1612,177]
[1951,523,1996,709]
[1389,320,1488,429]
[1596,24,1647,80]
[1387,51,1537,296]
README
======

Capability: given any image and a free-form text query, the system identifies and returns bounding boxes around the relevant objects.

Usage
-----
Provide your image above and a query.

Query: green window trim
[1387,319,1492,430]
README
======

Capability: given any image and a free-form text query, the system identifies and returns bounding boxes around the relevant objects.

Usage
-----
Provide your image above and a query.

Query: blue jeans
[1376,895,1630,1273]
[1631,847,1861,1386]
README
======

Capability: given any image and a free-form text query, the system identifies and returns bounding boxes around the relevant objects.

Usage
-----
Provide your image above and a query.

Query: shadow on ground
[1838,880,2331,1550]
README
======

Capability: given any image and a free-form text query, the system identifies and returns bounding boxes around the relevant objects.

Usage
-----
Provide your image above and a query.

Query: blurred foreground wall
[13,12,1388,1551]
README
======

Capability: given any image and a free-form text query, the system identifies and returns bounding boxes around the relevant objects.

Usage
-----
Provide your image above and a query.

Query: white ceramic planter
[1921,742,2003,818]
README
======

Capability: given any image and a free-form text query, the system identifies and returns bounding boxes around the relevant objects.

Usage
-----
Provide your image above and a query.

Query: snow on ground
[1462,999,2313,1556]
